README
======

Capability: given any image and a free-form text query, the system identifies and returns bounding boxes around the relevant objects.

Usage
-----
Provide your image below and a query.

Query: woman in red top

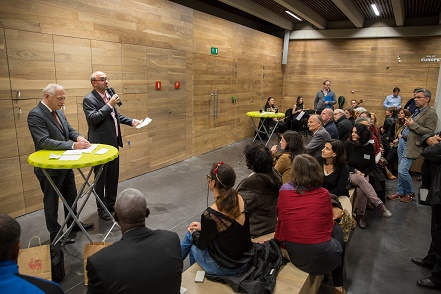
[275,154,345,294]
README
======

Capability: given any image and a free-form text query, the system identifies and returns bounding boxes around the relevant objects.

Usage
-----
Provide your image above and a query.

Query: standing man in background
[83,72,142,221]
[28,84,94,244]
[383,87,401,109]
[314,80,336,113]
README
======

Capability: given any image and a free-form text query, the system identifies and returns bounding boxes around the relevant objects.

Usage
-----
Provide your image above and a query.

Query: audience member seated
[181,162,253,276]
[344,108,355,126]
[274,154,346,294]
[237,144,282,237]
[270,131,306,184]
[306,114,331,157]
[334,109,352,142]
[321,108,339,139]
[0,213,65,294]
[285,96,308,131]
[344,124,392,229]
[316,140,349,197]
[86,188,183,294]
[264,97,285,135]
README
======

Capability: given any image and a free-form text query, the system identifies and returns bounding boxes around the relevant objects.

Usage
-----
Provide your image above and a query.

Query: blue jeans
[181,231,249,276]
[397,138,415,196]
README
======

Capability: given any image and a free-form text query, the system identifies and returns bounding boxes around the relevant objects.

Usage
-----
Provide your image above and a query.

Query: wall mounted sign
[421,55,441,62]
[211,47,218,55]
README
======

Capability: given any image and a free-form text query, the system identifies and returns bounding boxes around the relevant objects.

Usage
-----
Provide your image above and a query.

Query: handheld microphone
[106,87,122,106]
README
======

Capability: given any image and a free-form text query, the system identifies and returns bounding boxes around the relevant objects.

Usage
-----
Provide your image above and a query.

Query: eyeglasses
[92,77,109,82]
[414,96,426,99]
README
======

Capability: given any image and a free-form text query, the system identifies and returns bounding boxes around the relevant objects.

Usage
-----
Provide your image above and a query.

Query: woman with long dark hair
[344,124,392,229]
[181,162,253,276]
[271,131,306,183]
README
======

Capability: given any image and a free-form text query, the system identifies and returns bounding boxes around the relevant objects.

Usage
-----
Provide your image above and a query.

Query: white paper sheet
[136,117,152,129]
[95,148,109,155]
[59,155,82,161]
[63,150,83,155]
[81,144,99,153]
[295,111,305,121]
[49,153,61,159]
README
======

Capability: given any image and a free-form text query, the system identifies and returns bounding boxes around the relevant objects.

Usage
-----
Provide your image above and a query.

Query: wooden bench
[181,192,355,294]
[181,232,323,294]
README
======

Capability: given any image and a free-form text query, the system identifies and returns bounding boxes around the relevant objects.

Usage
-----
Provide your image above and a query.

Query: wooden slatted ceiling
[252,0,304,23]
[301,0,349,22]
[352,0,394,19]
[405,0,441,18]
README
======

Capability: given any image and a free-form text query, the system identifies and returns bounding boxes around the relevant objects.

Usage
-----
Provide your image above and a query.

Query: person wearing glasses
[83,71,143,221]
[181,162,253,276]
[388,88,438,203]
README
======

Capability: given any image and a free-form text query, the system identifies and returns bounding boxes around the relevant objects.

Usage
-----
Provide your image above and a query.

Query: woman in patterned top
[181,162,253,276]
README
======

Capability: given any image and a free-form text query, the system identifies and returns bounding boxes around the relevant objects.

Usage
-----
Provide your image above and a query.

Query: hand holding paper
[136,117,152,129]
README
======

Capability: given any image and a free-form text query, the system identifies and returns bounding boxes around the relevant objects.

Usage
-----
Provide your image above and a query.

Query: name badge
[364,154,370,160]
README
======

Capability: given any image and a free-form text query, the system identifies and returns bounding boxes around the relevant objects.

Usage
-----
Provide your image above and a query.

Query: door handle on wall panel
[214,91,218,117]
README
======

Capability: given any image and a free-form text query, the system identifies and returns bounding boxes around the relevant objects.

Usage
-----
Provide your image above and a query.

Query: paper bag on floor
[18,236,52,280]
[84,234,113,285]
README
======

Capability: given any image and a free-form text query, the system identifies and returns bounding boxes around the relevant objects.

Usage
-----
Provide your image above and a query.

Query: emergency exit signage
[211,47,218,55]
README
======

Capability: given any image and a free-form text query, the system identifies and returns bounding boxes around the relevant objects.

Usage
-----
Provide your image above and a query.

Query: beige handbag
[84,233,114,285]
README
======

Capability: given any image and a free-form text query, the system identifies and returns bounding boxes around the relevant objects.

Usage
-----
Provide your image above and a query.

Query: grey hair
[354,107,367,114]
[115,188,147,223]
[416,88,432,101]
[334,108,346,117]
[355,116,370,125]
[310,114,324,125]
[42,84,64,98]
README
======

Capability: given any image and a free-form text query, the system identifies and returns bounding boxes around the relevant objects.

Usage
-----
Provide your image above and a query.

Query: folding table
[27,144,119,245]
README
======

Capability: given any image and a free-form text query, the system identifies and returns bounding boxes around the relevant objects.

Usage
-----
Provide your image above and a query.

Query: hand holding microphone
[106,87,122,106]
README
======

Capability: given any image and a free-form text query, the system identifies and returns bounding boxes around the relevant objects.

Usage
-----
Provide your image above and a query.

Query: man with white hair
[333,109,352,142]
[306,114,331,157]
[86,188,183,294]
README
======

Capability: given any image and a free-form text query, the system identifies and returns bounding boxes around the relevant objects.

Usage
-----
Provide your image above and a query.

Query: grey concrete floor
[16,138,434,293]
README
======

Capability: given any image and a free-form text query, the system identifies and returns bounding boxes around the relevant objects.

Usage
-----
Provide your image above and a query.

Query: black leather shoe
[71,222,94,232]
[98,210,112,221]
[411,258,434,269]
[417,278,441,289]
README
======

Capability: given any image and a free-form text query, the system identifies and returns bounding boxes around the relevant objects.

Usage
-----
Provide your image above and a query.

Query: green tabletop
[28,144,119,169]
[247,111,285,119]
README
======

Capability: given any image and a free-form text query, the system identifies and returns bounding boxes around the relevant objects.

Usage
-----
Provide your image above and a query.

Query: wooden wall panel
[122,44,147,94]
[0,157,25,216]
[0,100,19,159]
[19,154,42,214]
[14,99,38,156]
[6,30,56,99]
[0,29,11,100]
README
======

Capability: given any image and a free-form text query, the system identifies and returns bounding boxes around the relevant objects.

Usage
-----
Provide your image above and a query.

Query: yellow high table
[28,144,119,245]
[239,111,285,163]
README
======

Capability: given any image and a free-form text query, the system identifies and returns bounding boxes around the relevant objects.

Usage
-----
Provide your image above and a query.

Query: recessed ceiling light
[371,4,380,16]
[285,10,302,21]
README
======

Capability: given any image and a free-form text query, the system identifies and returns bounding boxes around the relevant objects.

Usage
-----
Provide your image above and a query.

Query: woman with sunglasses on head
[344,124,392,229]
[181,162,253,276]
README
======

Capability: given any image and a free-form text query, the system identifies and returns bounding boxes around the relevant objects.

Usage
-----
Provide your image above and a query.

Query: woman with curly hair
[270,131,306,183]
[237,144,282,237]
[181,162,253,276]
[344,124,392,229]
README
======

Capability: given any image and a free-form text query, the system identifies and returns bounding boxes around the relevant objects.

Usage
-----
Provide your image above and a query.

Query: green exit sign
[211,47,218,55]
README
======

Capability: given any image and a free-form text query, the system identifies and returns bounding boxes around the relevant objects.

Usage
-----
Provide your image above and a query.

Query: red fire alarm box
[174,81,180,90]
[156,81,161,90]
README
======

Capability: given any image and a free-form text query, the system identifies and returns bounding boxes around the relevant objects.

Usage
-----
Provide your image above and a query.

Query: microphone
[106,87,122,106]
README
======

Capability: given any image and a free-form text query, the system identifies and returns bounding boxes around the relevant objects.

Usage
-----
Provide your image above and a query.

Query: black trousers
[94,156,119,213]
[423,204,441,285]
[37,170,77,241]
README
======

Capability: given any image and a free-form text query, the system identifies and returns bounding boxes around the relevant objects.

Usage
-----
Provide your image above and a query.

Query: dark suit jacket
[27,102,81,176]
[83,90,133,148]
[306,127,331,157]
[86,227,183,294]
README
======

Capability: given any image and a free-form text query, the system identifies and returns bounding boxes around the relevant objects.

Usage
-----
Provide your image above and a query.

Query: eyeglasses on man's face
[92,77,109,82]
[414,96,426,99]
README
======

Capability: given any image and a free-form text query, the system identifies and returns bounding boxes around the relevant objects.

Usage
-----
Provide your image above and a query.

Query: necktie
[104,96,119,137]
[52,110,64,131]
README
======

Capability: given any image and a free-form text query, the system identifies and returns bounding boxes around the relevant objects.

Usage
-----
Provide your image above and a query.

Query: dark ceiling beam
[331,0,364,28]
[391,0,405,26]
[218,0,295,30]
[276,0,327,29]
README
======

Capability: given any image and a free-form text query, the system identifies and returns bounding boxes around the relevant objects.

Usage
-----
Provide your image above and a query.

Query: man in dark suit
[0,213,65,293]
[83,72,142,221]
[86,188,183,294]
[28,84,94,244]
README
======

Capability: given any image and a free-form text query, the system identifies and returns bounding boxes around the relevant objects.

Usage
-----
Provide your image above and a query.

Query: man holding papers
[27,84,94,244]
[83,71,143,221]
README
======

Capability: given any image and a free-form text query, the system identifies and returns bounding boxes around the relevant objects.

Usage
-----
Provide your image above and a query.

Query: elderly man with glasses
[333,109,352,142]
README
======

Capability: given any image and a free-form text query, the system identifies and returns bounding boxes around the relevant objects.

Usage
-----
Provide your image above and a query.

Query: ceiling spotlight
[285,10,302,21]
[371,4,380,16]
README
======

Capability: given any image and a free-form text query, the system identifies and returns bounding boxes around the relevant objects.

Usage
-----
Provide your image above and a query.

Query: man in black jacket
[412,132,441,289]
[333,109,352,142]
